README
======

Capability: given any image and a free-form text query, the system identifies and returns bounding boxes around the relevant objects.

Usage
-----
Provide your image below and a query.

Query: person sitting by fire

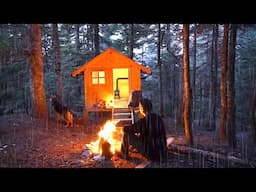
[121,98,168,162]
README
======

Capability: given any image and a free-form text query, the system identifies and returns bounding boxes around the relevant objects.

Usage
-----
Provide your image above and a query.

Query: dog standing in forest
[50,95,74,128]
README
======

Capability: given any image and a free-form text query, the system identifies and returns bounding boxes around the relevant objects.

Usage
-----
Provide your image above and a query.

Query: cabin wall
[84,68,113,109]
[130,67,141,91]
[84,66,142,109]
[82,50,145,110]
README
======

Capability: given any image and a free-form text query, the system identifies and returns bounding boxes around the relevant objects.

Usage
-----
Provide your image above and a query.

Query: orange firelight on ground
[86,120,124,156]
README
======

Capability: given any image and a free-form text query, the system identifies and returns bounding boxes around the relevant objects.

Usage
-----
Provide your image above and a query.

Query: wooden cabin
[71,47,152,123]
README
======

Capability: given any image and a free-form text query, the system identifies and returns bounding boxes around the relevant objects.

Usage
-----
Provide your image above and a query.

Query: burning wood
[100,139,112,158]
[83,120,123,159]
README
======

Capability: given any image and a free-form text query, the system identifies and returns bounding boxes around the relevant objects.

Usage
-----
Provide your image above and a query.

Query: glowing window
[92,71,105,84]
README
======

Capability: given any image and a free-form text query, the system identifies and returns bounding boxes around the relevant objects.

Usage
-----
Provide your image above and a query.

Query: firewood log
[101,140,112,158]
[167,143,255,167]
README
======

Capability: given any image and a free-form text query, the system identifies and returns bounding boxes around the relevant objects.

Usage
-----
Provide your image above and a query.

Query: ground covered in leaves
[0,114,256,168]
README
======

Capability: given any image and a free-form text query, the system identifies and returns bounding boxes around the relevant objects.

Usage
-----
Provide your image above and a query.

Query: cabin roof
[71,47,152,77]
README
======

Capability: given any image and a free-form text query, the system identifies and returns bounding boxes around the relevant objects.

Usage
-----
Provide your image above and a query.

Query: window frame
[91,71,105,85]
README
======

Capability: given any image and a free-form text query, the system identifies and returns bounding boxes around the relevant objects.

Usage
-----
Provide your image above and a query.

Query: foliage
[0,24,256,133]
[236,26,256,130]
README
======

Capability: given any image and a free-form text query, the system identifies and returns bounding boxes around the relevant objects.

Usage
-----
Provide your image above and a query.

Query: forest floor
[0,114,256,168]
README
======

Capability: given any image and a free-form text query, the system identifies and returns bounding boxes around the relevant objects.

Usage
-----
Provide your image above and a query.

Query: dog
[50,95,74,128]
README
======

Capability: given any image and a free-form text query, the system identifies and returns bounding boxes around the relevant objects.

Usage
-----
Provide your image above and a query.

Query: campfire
[84,120,124,159]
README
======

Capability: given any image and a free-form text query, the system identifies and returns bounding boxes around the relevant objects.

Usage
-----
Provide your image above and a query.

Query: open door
[113,68,129,108]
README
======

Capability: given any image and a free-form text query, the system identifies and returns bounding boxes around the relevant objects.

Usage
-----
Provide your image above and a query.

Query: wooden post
[84,109,88,130]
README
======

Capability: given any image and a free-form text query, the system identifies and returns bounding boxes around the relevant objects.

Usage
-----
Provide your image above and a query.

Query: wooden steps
[112,107,134,127]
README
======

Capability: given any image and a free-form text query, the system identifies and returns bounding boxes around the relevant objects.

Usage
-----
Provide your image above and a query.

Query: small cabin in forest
[71,47,152,122]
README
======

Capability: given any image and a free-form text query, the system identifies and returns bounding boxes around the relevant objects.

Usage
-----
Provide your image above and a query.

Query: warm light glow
[108,100,114,108]
[105,95,114,108]
[113,68,129,98]
[86,120,123,155]
[139,102,146,117]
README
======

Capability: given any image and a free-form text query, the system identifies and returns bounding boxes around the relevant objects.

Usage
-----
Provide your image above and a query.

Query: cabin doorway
[113,68,129,108]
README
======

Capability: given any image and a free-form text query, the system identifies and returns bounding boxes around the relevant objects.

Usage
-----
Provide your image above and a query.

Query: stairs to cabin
[113,97,129,108]
[112,107,134,127]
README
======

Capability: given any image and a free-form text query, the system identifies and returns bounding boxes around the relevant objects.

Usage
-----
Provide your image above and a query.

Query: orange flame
[86,120,123,155]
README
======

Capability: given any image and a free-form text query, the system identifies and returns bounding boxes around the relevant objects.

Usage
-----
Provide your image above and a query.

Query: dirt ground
[0,114,149,168]
[0,114,255,168]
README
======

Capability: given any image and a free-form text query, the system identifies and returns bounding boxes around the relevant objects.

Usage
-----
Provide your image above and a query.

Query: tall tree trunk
[75,24,80,52]
[213,25,219,130]
[30,24,48,119]
[199,80,202,128]
[177,66,184,129]
[252,88,256,143]
[192,24,197,123]
[204,34,211,128]
[172,61,176,119]
[94,24,100,56]
[183,24,193,145]
[158,24,163,116]
[129,24,134,59]
[208,24,218,130]
[165,24,176,119]
[227,24,237,148]
[219,24,229,140]
[52,24,63,103]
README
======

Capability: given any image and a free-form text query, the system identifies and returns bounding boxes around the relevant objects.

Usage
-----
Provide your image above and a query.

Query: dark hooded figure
[121,98,167,162]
